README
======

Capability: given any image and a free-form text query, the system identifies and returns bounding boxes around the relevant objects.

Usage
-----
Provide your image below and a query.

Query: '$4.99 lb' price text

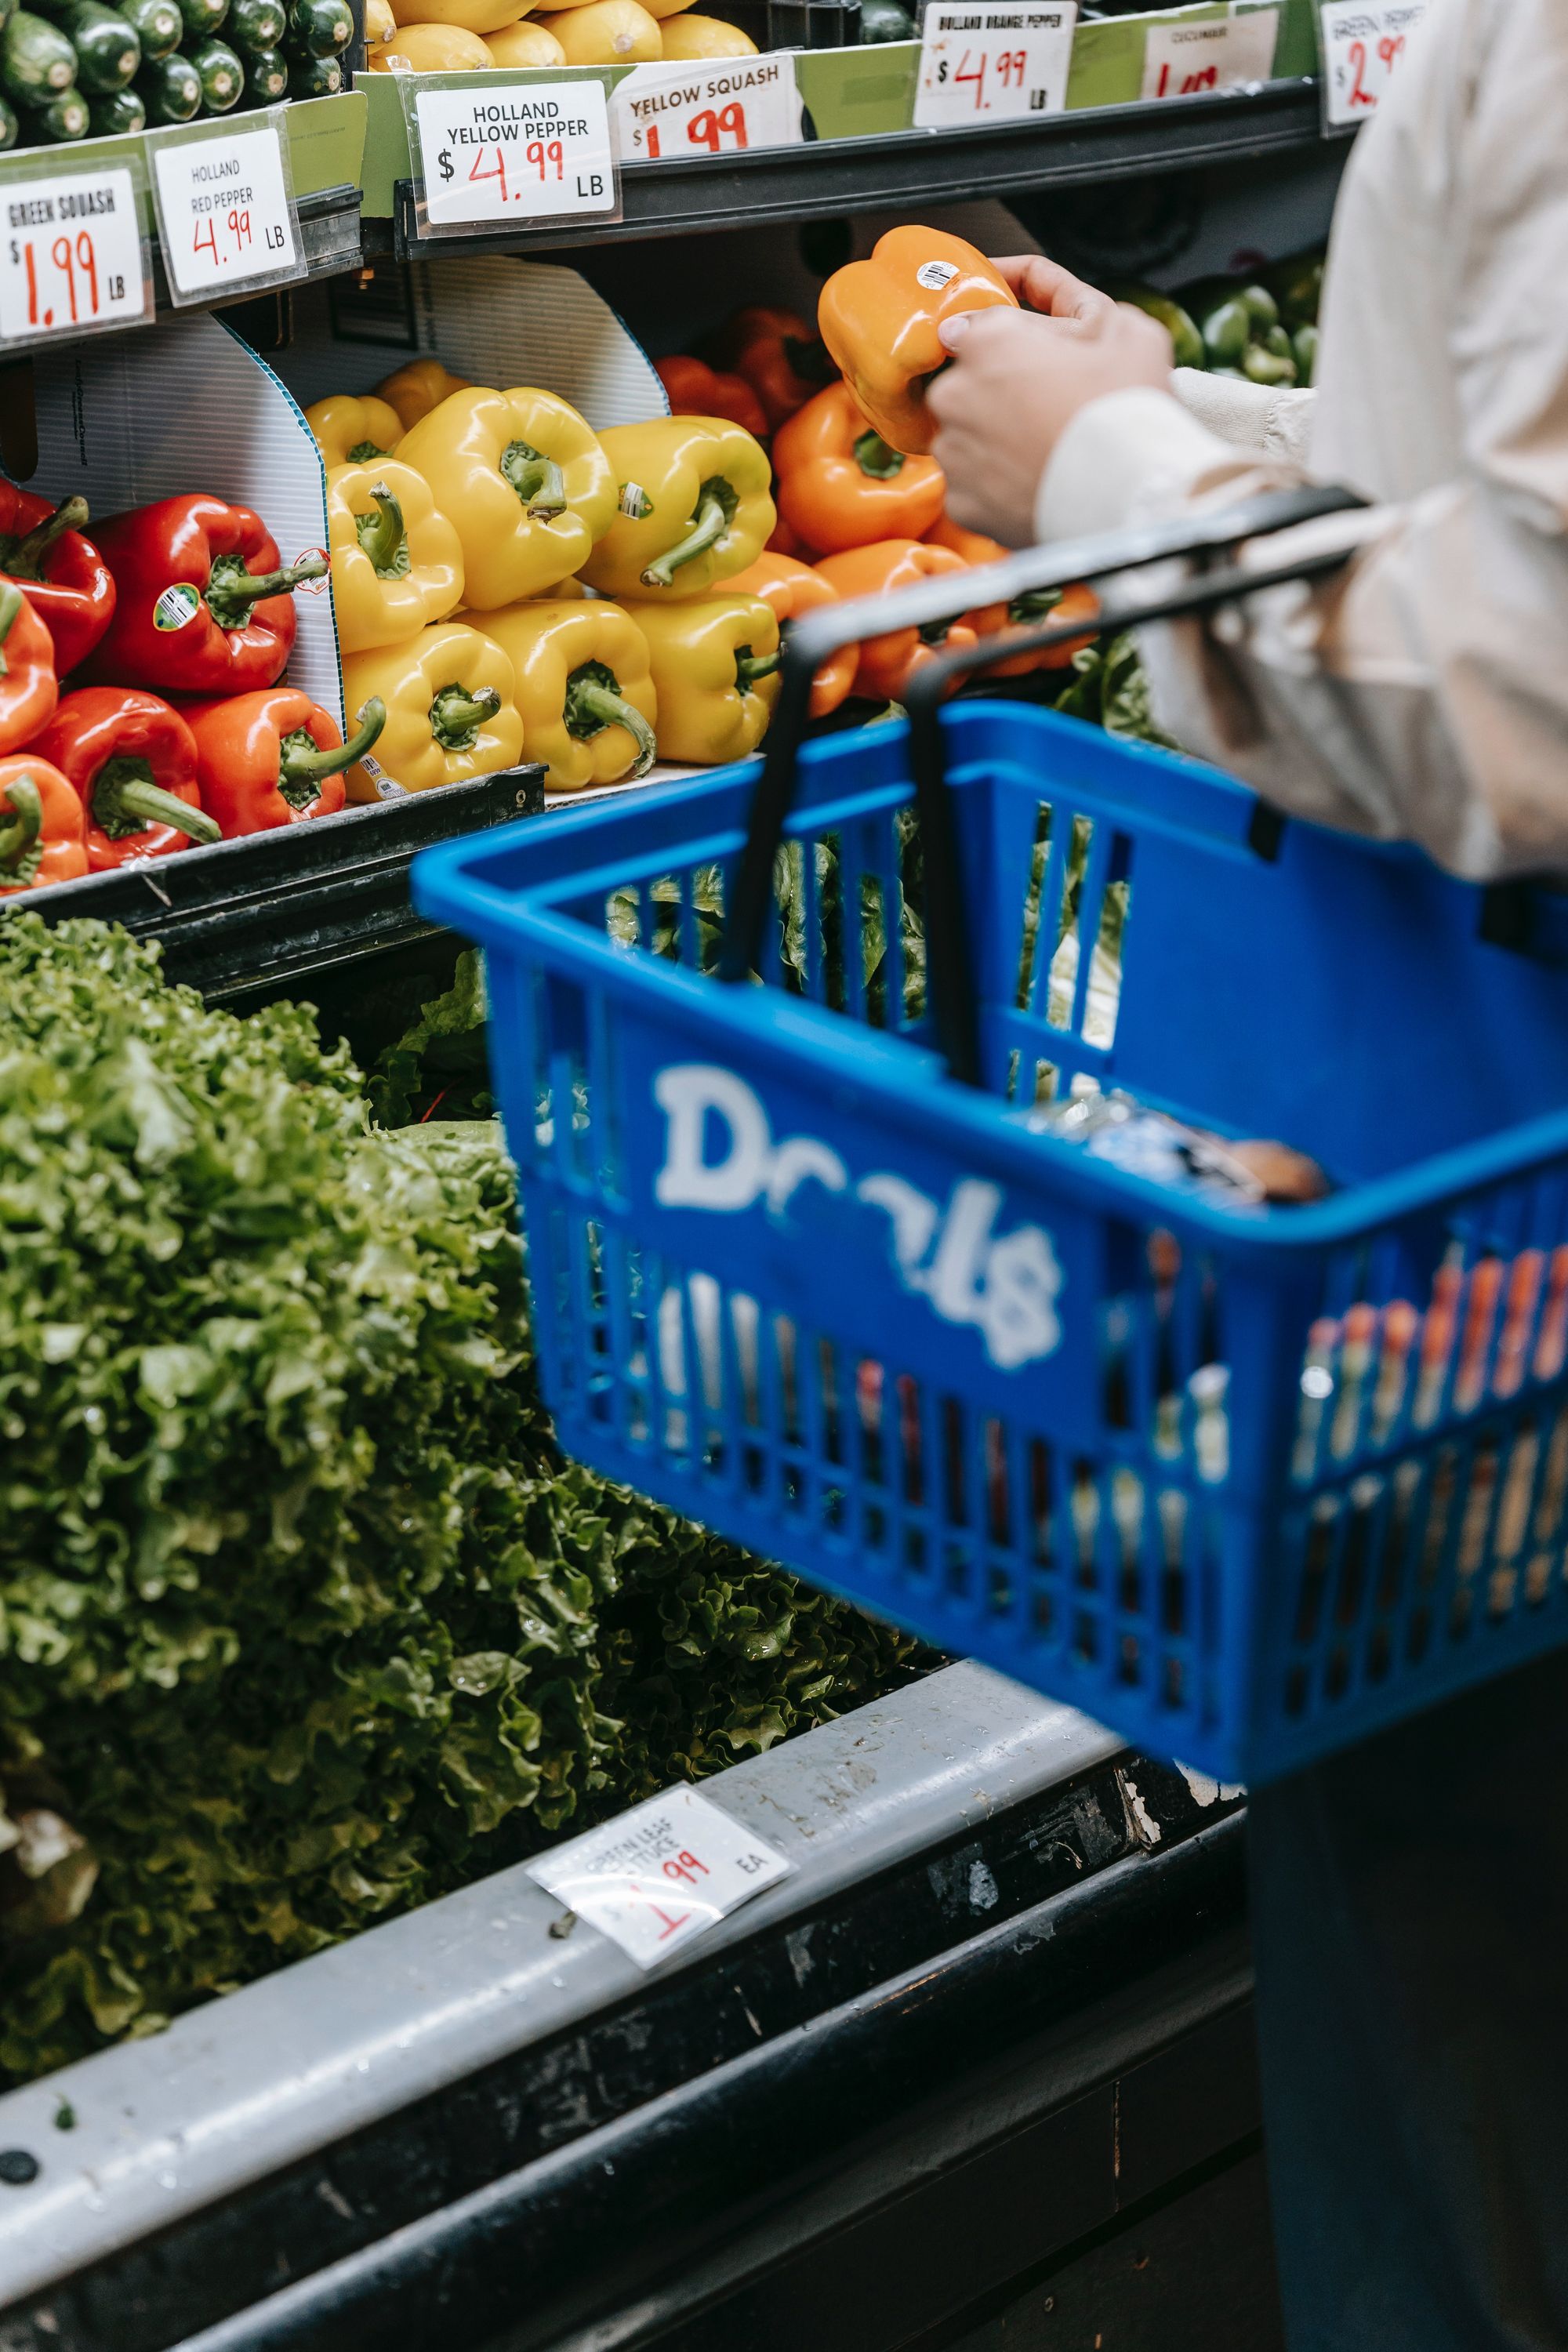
[420,89,617,224]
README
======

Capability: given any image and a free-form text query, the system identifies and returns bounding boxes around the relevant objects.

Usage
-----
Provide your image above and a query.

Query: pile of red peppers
[0,485,386,897]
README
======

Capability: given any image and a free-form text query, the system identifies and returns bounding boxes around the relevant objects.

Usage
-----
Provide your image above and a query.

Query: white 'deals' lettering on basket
[653,1064,1063,1370]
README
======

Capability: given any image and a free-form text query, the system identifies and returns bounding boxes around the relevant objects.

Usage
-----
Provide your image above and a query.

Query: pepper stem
[429,681,502,753]
[205,551,329,631]
[564,661,655,779]
[0,495,89,581]
[0,774,43,884]
[1009,587,1063,623]
[735,646,780,688]
[640,477,737,590]
[500,439,567,520]
[853,427,906,481]
[354,486,409,580]
[347,439,390,464]
[278,699,387,808]
[0,580,23,675]
[91,756,221,844]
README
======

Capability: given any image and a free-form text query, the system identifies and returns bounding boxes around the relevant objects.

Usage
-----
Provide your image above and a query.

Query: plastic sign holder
[526,1786,791,1969]
[613,51,803,161]
[1140,5,1279,99]
[0,141,152,350]
[401,69,622,237]
[914,2,1077,128]
[147,109,306,307]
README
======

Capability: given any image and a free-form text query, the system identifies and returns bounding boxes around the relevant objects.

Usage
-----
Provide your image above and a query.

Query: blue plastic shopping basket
[415,489,1568,1784]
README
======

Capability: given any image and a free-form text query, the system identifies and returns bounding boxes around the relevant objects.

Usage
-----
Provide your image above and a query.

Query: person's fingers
[991,252,1115,323]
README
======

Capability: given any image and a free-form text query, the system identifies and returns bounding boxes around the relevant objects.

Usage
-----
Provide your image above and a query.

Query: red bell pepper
[654,355,770,441]
[31,688,220,870]
[82,495,328,698]
[180,688,388,837]
[0,581,57,753]
[0,755,87,894]
[0,487,115,675]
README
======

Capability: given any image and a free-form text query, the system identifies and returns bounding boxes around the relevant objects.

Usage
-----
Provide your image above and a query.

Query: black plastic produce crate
[706,0,859,48]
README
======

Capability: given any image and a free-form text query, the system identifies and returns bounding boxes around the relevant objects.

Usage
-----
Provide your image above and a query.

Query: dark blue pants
[1249,1651,1568,2350]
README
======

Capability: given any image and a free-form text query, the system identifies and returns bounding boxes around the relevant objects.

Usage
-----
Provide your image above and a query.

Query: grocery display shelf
[151,181,365,320]
[0,1664,1262,2352]
[376,76,1323,258]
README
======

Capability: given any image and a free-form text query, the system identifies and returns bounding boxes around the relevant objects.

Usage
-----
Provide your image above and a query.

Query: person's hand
[927,263,1173,546]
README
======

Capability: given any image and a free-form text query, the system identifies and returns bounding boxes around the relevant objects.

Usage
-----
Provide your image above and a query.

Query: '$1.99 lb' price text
[2,170,143,338]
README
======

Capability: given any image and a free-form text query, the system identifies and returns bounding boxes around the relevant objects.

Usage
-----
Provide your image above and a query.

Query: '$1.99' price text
[10,228,125,330]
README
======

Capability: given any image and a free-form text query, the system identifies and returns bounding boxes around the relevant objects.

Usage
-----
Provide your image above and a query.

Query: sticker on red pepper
[293,546,331,596]
[152,582,202,633]
[916,259,960,290]
[619,481,654,519]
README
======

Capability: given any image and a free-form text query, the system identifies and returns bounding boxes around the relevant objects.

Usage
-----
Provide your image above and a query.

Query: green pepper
[135,42,196,111]
[285,0,349,53]
[285,42,336,87]
[240,32,281,86]
[858,0,915,38]
[1,9,74,100]
[1236,283,1280,333]
[55,0,139,89]
[227,0,282,41]
[1241,343,1297,387]
[119,0,176,49]
[187,27,238,101]
[1292,323,1319,387]
[1116,283,1205,372]
[1200,296,1251,369]
[86,74,140,122]
[38,77,85,129]
[1267,251,1323,330]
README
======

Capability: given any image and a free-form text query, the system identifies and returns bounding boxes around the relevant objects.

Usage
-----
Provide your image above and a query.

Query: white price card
[0,165,148,347]
[526,1785,791,1969]
[150,120,303,305]
[914,1,1077,128]
[414,80,619,230]
[1141,5,1279,99]
[614,51,802,162]
[1317,0,1428,126]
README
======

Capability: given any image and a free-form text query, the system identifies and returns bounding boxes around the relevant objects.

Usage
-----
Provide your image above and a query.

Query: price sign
[1317,0,1428,126]
[1140,5,1279,100]
[914,2,1077,129]
[525,1785,791,1969]
[149,118,303,305]
[412,80,619,231]
[614,51,801,161]
[0,165,148,347]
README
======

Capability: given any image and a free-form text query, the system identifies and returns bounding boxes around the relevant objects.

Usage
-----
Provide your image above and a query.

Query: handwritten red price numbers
[16,229,126,331]
[191,205,252,272]
[1152,57,1217,95]
[466,138,566,202]
[1345,30,1403,104]
[642,101,750,159]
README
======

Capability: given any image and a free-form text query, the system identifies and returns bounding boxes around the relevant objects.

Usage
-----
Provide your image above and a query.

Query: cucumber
[240,35,282,90]
[187,27,238,102]
[55,0,139,89]
[120,0,176,48]
[86,74,140,122]
[858,0,914,38]
[38,77,86,130]
[174,0,225,38]
[285,42,336,87]
[0,89,16,139]
[285,0,350,54]
[226,0,282,44]
[134,41,196,110]
[1,9,77,100]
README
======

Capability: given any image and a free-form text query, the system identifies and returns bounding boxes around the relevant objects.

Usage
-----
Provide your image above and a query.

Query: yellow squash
[483,16,564,57]
[659,12,754,52]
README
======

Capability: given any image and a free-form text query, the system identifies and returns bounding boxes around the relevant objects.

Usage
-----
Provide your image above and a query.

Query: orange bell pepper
[773,382,946,555]
[767,512,815,561]
[812,537,988,705]
[926,514,1100,677]
[707,305,835,431]
[727,550,856,718]
[818,227,1018,457]
[655,355,769,441]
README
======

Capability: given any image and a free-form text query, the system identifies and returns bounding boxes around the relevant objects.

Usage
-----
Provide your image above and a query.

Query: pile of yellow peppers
[307,358,782,798]
[363,0,758,74]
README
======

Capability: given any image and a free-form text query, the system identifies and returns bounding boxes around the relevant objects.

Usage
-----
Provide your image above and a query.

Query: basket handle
[717,482,1367,1086]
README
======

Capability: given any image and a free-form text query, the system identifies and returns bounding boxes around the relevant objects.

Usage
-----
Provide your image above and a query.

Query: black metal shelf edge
[149,182,363,323]
[376,77,1323,258]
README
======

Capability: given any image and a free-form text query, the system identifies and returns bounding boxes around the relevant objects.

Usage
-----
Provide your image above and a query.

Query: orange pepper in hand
[728,550,856,718]
[655,354,770,441]
[926,514,1100,677]
[706,305,835,431]
[818,228,1018,457]
[812,537,988,705]
[773,382,946,554]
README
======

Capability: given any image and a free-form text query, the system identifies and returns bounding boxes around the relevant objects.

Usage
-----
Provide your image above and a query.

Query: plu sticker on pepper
[153,583,201,632]
[916,260,959,289]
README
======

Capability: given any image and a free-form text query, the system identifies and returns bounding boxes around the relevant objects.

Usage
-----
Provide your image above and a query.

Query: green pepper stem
[355,485,407,579]
[92,757,221,844]
[429,682,502,753]
[205,552,329,630]
[1008,587,1063,623]
[1,494,88,580]
[0,774,42,880]
[0,579,23,675]
[852,427,905,481]
[564,666,655,779]
[500,439,568,520]
[735,648,780,688]
[347,439,390,464]
[640,489,731,590]
[278,699,387,800]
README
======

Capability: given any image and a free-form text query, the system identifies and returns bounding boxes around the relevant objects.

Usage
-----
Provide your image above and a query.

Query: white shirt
[1033,0,1568,880]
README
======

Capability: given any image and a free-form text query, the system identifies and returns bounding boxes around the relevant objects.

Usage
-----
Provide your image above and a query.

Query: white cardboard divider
[29,313,342,727]
[275,255,670,432]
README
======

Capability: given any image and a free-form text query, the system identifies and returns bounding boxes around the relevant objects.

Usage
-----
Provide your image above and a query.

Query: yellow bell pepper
[396,387,616,613]
[327,459,466,655]
[626,593,780,764]
[390,0,524,33]
[305,393,405,471]
[484,16,563,57]
[342,622,523,799]
[579,417,774,603]
[535,0,659,55]
[373,358,473,434]
[659,11,755,51]
[481,598,657,792]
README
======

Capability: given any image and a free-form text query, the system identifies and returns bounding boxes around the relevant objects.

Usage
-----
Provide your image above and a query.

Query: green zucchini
[285,0,350,54]
[0,89,16,140]
[187,27,238,102]
[38,77,87,130]
[226,0,282,45]
[85,74,140,122]
[0,0,16,32]
[134,41,196,110]
[285,42,336,87]
[55,0,139,89]
[174,0,225,38]
[1,9,77,100]
[120,0,176,49]
[858,0,914,38]
[240,35,282,90]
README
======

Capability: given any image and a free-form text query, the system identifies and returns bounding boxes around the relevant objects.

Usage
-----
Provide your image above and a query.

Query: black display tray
[15,764,546,1004]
